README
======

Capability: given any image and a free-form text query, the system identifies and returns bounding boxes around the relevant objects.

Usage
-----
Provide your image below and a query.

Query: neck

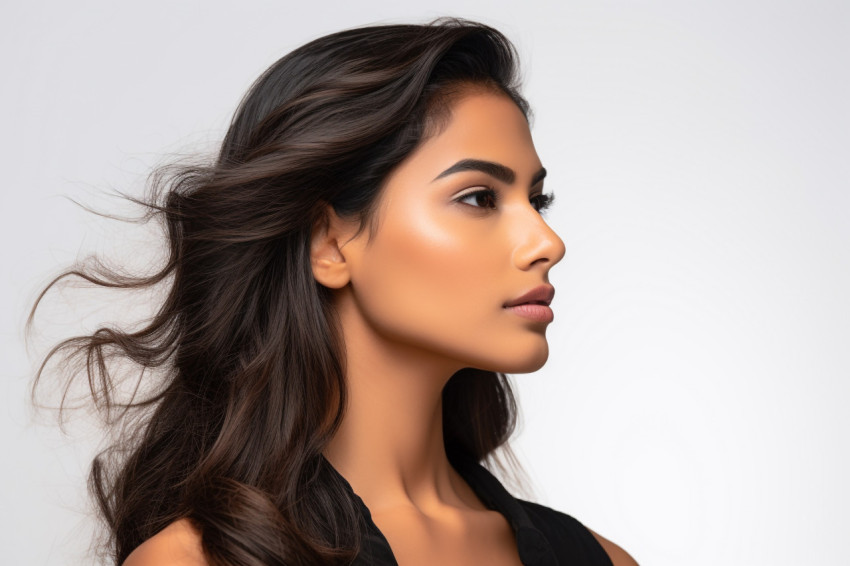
[322,296,478,514]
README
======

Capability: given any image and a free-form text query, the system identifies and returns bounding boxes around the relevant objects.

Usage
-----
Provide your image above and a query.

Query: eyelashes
[455,187,556,215]
[532,192,555,214]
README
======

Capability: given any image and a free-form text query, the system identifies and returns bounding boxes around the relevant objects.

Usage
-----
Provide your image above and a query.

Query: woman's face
[336,90,565,374]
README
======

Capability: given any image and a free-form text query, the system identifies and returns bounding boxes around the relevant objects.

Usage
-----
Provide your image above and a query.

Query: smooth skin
[124,90,638,565]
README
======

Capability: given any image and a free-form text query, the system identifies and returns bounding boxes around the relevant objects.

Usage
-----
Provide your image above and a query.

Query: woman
[30,17,638,566]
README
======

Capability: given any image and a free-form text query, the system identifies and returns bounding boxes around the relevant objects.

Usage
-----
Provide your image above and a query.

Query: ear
[310,205,360,289]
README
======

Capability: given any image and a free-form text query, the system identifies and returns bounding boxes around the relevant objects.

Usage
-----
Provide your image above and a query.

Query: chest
[369,507,524,566]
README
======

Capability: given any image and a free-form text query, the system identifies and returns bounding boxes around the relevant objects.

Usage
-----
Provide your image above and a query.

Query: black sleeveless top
[325,454,614,566]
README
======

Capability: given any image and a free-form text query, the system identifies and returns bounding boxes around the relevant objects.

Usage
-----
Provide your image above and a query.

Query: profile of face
[314,90,566,375]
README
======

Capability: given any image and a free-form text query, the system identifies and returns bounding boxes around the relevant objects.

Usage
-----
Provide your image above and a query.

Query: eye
[456,187,498,209]
[454,187,556,215]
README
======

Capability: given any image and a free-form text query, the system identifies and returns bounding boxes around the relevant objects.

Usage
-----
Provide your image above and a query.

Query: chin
[475,344,550,374]
[501,356,549,374]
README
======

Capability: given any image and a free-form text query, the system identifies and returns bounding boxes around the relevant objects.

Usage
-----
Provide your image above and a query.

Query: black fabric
[324,454,614,566]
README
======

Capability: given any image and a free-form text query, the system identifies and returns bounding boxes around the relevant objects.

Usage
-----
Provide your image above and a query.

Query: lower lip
[504,303,554,323]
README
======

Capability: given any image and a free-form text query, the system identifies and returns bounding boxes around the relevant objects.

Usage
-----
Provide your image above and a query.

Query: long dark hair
[28,17,531,565]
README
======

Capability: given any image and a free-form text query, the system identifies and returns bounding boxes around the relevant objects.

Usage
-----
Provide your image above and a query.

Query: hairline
[358,81,528,243]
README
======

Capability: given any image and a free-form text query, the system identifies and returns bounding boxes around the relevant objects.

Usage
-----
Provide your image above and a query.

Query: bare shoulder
[587,528,640,566]
[122,518,208,566]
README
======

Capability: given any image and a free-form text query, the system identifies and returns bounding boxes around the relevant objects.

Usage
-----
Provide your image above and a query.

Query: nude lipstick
[503,285,555,323]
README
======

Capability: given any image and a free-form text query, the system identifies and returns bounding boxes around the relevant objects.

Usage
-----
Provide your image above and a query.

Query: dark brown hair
[29,17,530,566]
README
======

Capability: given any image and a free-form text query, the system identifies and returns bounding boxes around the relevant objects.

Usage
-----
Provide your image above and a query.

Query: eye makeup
[455,187,555,215]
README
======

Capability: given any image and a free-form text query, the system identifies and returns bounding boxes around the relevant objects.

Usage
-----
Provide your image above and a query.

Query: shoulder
[122,518,208,566]
[586,527,640,566]
[517,500,639,566]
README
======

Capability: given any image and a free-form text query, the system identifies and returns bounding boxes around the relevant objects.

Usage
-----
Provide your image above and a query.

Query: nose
[511,208,566,273]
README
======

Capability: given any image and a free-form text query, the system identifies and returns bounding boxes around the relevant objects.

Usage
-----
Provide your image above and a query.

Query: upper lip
[503,285,555,308]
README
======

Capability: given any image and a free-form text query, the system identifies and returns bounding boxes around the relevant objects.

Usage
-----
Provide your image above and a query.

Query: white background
[2,1,848,564]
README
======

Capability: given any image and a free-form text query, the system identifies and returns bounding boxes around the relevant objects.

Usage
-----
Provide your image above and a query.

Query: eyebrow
[431,158,547,187]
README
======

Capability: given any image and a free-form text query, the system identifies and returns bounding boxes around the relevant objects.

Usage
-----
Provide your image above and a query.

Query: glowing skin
[311,90,565,565]
[331,95,562,375]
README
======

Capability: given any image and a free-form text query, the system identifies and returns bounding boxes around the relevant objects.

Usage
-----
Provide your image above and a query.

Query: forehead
[393,91,541,185]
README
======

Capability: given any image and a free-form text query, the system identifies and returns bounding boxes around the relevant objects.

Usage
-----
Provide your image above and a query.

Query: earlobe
[310,206,355,289]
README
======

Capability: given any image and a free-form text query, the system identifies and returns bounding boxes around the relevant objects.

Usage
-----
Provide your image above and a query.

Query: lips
[503,285,555,308]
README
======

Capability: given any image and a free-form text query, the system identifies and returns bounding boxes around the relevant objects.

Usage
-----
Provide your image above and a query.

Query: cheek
[355,209,500,340]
